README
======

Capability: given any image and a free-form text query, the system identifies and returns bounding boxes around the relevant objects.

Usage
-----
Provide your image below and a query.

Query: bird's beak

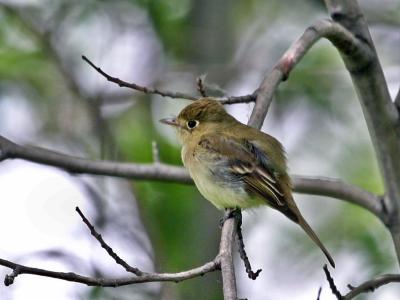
[159,117,179,127]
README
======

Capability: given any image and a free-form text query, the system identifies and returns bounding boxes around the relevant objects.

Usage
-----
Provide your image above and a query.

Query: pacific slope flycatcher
[160,98,335,268]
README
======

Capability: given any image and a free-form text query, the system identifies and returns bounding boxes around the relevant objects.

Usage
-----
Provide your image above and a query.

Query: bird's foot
[219,208,241,228]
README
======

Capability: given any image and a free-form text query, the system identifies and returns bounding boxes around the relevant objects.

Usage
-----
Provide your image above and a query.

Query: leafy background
[0,0,399,299]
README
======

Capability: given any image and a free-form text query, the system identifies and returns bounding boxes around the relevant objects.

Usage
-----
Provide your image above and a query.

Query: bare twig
[234,210,262,280]
[0,257,219,287]
[323,265,343,300]
[316,287,322,300]
[196,76,207,97]
[0,135,384,220]
[343,274,400,299]
[82,55,198,101]
[323,265,400,300]
[75,207,142,276]
[82,55,255,105]
[4,266,21,286]
[218,94,257,104]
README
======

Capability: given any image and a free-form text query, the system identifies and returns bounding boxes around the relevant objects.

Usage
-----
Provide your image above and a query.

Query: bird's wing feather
[196,133,335,267]
[196,133,287,209]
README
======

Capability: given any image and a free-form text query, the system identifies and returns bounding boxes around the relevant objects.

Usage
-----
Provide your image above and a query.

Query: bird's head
[160,98,235,144]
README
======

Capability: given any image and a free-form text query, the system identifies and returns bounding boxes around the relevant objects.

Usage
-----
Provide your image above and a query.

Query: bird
[160,98,335,268]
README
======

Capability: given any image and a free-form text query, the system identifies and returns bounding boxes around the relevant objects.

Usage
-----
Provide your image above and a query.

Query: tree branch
[81,55,256,105]
[0,135,191,183]
[344,274,400,299]
[323,265,400,300]
[0,257,220,287]
[218,210,238,300]
[0,200,250,290]
[243,22,369,291]
[0,135,384,220]
[324,0,400,265]
[249,18,371,127]
[0,205,221,286]
[292,176,387,223]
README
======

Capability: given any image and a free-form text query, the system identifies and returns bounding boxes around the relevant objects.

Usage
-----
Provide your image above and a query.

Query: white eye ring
[187,120,199,129]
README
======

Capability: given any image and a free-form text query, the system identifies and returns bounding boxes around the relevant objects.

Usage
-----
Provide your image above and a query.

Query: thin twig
[75,207,143,276]
[234,210,262,280]
[343,273,400,299]
[323,265,343,300]
[4,266,21,286]
[218,94,257,104]
[316,287,322,300]
[82,55,255,104]
[196,76,207,97]
[82,55,198,100]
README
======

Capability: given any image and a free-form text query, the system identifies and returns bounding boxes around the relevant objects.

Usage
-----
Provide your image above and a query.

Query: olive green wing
[197,133,336,266]
[196,133,294,216]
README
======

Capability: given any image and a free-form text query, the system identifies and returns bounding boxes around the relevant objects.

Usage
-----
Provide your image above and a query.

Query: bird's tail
[297,215,335,268]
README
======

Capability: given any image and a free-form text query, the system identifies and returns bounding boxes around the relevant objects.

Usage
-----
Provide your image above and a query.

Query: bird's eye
[187,120,199,129]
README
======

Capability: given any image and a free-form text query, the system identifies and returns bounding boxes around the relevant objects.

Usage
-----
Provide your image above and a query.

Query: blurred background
[0,0,399,299]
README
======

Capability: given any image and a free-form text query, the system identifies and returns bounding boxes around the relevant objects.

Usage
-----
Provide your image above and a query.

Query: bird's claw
[219,208,241,228]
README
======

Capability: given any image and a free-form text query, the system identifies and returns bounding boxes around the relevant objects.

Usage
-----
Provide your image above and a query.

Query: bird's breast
[182,145,264,210]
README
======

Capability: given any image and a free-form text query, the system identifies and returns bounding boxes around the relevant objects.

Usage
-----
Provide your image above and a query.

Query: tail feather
[297,216,335,268]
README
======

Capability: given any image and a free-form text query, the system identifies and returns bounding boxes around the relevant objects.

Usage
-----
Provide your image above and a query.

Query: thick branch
[221,20,370,295]
[0,135,191,183]
[0,258,219,287]
[324,0,400,264]
[81,55,256,105]
[293,176,386,223]
[249,19,371,127]
[0,135,383,219]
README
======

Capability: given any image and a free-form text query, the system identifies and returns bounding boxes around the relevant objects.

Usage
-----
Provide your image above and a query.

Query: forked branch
[0,207,221,287]
[323,265,400,300]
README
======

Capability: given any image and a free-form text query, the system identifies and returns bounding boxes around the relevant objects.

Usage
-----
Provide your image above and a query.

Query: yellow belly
[187,160,264,210]
[181,144,264,209]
